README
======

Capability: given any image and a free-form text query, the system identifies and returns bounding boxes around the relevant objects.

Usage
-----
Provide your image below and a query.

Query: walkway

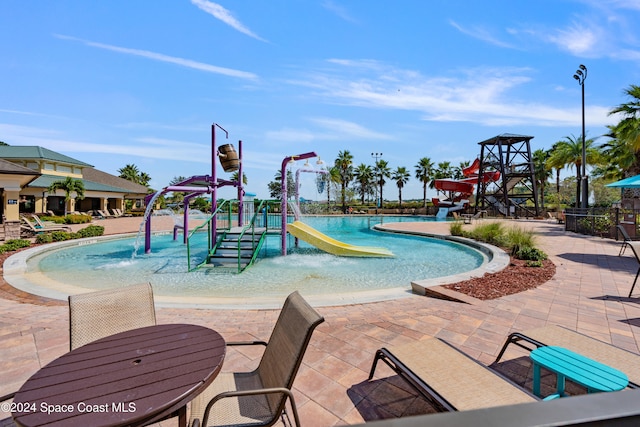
[1,217,640,426]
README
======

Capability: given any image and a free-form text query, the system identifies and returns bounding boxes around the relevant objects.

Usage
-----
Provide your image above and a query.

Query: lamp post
[573,64,587,209]
[371,152,383,207]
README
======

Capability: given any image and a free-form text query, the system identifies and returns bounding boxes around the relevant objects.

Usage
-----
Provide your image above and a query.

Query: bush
[516,246,547,261]
[76,225,104,238]
[64,214,92,224]
[449,222,463,236]
[525,260,544,267]
[466,223,506,247]
[505,227,536,256]
[0,239,31,253]
[34,224,105,244]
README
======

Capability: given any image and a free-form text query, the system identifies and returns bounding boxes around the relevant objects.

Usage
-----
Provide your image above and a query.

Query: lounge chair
[493,324,640,388]
[29,214,59,229]
[627,242,640,298]
[20,216,71,234]
[617,224,635,256]
[189,291,324,427]
[68,282,156,350]
[368,338,537,412]
[97,209,115,219]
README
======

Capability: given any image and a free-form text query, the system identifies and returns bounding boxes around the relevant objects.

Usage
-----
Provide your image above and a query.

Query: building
[0,146,149,239]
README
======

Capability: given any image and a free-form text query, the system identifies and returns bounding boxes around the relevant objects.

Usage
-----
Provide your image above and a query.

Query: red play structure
[432,159,500,207]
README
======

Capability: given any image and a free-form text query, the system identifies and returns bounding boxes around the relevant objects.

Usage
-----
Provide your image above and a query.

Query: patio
[1,218,640,426]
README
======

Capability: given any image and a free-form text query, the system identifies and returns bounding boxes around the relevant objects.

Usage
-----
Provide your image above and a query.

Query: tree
[546,134,599,208]
[373,159,391,208]
[353,163,374,204]
[415,157,434,207]
[267,170,295,199]
[48,177,85,216]
[118,164,151,186]
[231,171,248,185]
[453,161,471,180]
[334,150,354,213]
[392,166,410,207]
[532,149,552,210]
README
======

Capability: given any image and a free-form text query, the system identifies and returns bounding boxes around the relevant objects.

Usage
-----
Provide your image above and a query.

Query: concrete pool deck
[2,216,640,426]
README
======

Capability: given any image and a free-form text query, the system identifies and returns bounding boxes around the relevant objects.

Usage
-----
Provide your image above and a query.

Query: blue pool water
[26,216,485,298]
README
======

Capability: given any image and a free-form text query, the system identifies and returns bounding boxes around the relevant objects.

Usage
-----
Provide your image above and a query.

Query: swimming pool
[9,216,492,307]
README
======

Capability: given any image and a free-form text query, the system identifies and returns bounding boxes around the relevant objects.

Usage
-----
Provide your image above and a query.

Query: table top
[530,346,628,392]
[12,324,225,427]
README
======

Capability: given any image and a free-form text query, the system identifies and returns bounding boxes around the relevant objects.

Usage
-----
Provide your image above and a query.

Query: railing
[564,207,622,239]
[233,200,268,273]
[186,200,231,271]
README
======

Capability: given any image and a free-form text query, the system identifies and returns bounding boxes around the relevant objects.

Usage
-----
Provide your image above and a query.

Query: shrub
[76,225,104,238]
[505,227,536,256]
[33,224,104,244]
[449,222,463,236]
[516,246,547,261]
[525,260,544,267]
[64,214,93,224]
[0,239,31,253]
[466,223,506,247]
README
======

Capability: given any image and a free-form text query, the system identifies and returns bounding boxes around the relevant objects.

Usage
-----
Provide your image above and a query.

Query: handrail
[186,200,230,271]
[234,200,267,272]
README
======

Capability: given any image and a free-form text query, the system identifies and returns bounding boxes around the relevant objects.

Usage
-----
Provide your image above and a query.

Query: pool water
[27,216,485,298]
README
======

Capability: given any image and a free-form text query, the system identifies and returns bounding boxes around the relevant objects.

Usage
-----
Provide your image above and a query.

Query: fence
[563,207,633,240]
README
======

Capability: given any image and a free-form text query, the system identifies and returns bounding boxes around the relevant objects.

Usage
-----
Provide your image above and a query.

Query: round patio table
[12,323,225,427]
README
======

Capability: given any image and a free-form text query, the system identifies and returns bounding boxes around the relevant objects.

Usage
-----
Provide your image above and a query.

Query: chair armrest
[1,392,15,402]
[226,340,268,347]
[200,387,295,427]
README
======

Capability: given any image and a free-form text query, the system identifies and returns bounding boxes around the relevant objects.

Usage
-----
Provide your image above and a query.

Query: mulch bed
[443,257,556,300]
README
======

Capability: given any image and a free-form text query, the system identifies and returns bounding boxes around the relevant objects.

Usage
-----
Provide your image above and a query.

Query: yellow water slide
[287,221,394,257]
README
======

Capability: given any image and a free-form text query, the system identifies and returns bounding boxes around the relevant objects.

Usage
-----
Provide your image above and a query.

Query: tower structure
[476,134,539,217]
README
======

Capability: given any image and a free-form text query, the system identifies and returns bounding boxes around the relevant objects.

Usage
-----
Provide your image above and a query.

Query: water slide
[433,158,500,203]
[287,221,394,257]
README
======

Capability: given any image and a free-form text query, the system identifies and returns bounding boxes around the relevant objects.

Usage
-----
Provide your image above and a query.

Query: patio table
[11,323,225,427]
[530,345,628,399]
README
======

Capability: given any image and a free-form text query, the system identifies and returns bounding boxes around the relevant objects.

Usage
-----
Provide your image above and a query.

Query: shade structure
[606,174,640,189]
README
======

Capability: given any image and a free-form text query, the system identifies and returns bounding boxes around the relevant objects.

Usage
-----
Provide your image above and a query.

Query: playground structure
[140,123,393,273]
[433,133,539,218]
[475,134,539,218]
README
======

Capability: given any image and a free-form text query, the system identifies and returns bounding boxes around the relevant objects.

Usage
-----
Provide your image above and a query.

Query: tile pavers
[1,217,640,425]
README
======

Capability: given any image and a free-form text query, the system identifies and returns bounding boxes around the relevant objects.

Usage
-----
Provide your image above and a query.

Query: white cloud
[54,34,258,80]
[308,117,393,140]
[322,1,358,24]
[449,20,515,48]
[191,0,267,42]
[292,61,614,128]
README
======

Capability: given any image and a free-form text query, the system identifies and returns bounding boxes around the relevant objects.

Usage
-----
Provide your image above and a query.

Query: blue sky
[1,1,640,201]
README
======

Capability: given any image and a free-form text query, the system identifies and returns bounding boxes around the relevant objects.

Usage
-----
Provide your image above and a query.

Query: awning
[606,175,640,189]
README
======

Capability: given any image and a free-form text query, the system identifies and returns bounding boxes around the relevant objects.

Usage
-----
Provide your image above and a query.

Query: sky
[2,0,640,202]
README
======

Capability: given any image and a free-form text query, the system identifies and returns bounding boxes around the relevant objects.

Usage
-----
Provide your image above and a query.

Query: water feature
[12,216,489,306]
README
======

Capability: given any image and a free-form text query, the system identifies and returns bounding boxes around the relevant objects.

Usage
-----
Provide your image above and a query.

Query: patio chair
[97,209,115,219]
[68,282,156,350]
[189,291,325,427]
[627,242,640,298]
[616,224,634,256]
[368,338,537,412]
[30,214,69,230]
[20,216,71,234]
[493,324,640,388]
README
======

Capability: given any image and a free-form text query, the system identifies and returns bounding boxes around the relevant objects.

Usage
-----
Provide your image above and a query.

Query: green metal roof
[0,146,93,167]
[29,175,136,194]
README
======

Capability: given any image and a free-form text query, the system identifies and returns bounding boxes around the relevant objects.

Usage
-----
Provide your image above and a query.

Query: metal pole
[581,79,588,209]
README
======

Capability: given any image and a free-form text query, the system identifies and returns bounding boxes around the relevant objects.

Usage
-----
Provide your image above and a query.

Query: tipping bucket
[218,144,239,172]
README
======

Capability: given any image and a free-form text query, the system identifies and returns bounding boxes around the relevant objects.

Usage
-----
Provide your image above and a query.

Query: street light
[371,152,383,207]
[573,64,587,209]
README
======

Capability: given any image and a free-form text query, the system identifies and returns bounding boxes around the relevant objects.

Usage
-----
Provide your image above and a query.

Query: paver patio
[1,217,639,426]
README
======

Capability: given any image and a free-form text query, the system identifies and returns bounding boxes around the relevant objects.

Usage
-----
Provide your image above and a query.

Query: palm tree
[373,159,391,208]
[547,135,599,208]
[118,164,151,186]
[353,163,374,204]
[231,171,248,185]
[453,161,471,180]
[606,85,640,178]
[532,149,552,210]
[118,164,141,182]
[392,166,411,207]
[334,150,354,213]
[415,157,434,207]
[48,177,85,216]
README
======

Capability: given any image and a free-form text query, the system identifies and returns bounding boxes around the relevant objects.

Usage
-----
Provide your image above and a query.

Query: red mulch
[443,257,556,300]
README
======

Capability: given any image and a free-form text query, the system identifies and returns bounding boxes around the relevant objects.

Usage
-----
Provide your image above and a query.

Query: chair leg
[620,242,628,257]
[368,349,384,380]
[630,267,640,298]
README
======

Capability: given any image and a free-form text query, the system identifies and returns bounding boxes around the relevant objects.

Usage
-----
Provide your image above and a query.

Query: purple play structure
[143,123,243,254]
